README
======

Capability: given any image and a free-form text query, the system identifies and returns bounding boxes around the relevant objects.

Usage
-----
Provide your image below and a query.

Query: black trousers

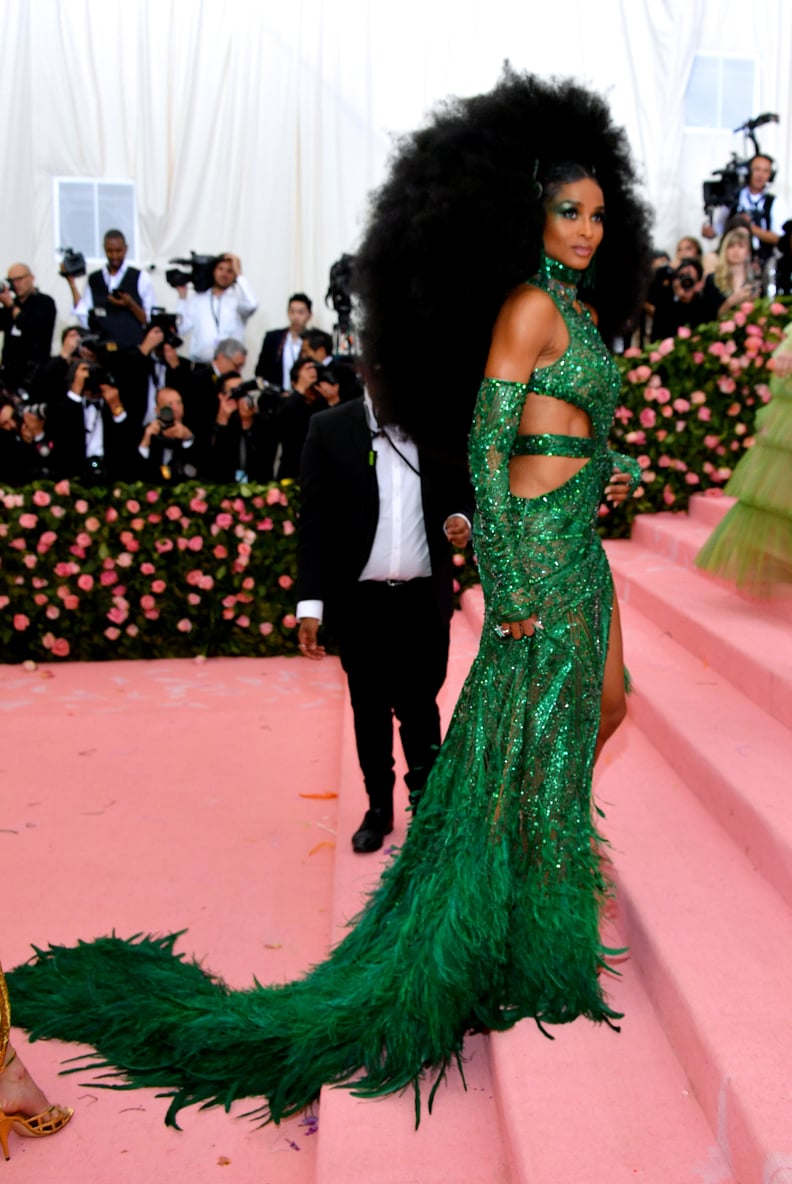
[335,578,450,816]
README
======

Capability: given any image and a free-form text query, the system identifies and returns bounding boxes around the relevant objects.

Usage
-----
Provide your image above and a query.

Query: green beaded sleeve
[468,377,535,622]
[606,449,642,493]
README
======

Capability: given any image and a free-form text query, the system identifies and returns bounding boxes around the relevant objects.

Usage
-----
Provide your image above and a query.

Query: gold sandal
[0,1051,73,1161]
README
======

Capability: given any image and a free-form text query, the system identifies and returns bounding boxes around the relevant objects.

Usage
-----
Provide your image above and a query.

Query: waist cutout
[510,432,595,459]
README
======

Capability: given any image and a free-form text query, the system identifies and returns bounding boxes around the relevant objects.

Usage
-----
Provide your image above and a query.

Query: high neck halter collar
[536,253,584,299]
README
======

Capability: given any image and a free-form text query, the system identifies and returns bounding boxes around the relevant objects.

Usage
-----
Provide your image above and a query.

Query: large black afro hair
[352,68,653,461]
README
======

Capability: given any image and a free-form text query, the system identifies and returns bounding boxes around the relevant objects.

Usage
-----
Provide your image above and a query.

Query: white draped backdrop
[1,0,791,358]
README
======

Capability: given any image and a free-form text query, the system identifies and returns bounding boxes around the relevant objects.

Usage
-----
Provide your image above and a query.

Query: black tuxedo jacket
[47,396,135,482]
[255,328,289,387]
[296,399,473,625]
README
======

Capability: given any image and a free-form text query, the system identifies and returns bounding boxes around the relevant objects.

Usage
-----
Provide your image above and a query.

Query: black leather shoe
[351,809,394,854]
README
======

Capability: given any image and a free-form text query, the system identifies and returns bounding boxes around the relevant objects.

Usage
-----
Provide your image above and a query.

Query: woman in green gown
[7,71,652,1126]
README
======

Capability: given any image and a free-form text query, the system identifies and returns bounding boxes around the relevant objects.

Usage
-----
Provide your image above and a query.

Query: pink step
[632,510,714,569]
[618,598,792,912]
[688,491,736,529]
[606,539,792,731]
[315,611,511,1184]
[599,720,792,1184]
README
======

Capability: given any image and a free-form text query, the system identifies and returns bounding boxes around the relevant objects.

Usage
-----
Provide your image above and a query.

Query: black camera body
[157,404,176,430]
[165,252,217,293]
[59,246,87,277]
[233,377,284,414]
[149,307,183,349]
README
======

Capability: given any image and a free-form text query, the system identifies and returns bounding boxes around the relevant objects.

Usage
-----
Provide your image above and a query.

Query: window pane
[685,56,720,128]
[57,181,99,257]
[721,60,756,132]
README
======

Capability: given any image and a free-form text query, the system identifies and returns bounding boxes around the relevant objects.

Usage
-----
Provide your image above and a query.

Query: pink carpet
[3,494,790,1181]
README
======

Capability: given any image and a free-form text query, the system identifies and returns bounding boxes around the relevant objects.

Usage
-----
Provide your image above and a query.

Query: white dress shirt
[177,277,258,363]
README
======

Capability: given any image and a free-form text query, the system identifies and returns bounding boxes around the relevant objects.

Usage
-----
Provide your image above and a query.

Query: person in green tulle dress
[696,324,792,592]
[7,71,653,1127]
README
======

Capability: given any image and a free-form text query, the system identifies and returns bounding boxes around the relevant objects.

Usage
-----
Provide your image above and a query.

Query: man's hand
[444,514,472,547]
[215,391,238,425]
[0,285,14,308]
[162,421,193,441]
[298,617,326,660]
[140,419,162,447]
[226,254,242,278]
[100,384,124,417]
[605,470,633,504]
[139,325,164,356]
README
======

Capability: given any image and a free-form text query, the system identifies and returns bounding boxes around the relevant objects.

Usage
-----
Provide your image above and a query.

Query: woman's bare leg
[594,592,627,764]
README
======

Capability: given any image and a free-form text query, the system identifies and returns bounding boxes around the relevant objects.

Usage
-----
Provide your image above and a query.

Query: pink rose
[32,489,51,506]
[42,632,54,649]
[223,608,235,620]
[690,390,707,405]
[719,320,736,335]
[105,507,118,523]
[624,430,646,445]
[623,347,641,358]
[282,521,295,536]
[155,538,174,554]
[198,575,214,591]
[676,326,692,339]
[770,301,786,315]
[151,579,166,594]
[148,513,162,524]
[242,576,255,590]
[258,518,273,531]
[662,485,676,506]
[52,637,70,657]
[187,536,203,552]
[125,499,140,513]
[697,407,712,422]
[140,595,156,611]
[704,435,720,449]
[222,595,237,608]
[107,606,127,625]
[658,455,671,468]
[63,595,79,611]
[708,341,726,357]
[75,499,88,514]
[653,387,671,405]
[692,351,705,364]
[278,574,294,589]
[0,595,10,609]
[144,609,160,621]
[190,498,208,513]
[9,538,26,551]
[215,512,233,529]
[166,505,182,520]
[672,398,690,413]
[53,479,70,496]
[130,517,145,531]
[84,516,100,532]
[140,562,155,575]
[236,615,250,628]
[45,605,60,620]
[126,624,139,637]
[34,592,48,606]
[615,407,633,423]
[282,613,297,629]
[657,337,675,356]
[639,408,656,428]
[19,512,38,529]
[13,613,30,630]
[266,486,281,505]
[452,552,465,566]
[176,618,193,633]
[238,542,251,557]
[685,472,701,485]
[100,570,117,586]
[176,537,189,551]
[104,626,121,641]
[259,622,274,636]
[31,577,46,588]
[188,593,201,606]
[213,544,228,559]
[23,554,37,569]
[116,552,134,567]
[75,532,91,548]
[146,489,159,503]
[661,405,674,418]
[69,545,86,560]
[186,569,202,586]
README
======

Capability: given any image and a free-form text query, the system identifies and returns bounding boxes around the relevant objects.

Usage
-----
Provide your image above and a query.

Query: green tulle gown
[7,255,641,1127]
[696,324,792,592]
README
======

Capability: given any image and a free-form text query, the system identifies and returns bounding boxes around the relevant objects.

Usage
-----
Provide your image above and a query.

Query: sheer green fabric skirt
[7,458,620,1126]
[696,371,792,593]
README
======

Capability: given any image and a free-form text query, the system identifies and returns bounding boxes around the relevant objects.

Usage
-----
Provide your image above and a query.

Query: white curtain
[1,0,790,361]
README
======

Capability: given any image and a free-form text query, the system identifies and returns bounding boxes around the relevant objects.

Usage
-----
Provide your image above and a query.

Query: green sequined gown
[7,256,640,1126]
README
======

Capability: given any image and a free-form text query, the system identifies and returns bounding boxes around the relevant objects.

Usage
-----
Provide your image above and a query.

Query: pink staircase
[3,493,790,1182]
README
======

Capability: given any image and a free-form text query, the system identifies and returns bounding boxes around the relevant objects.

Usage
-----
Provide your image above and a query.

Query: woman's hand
[496,615,543,640]
[605,470,633,504]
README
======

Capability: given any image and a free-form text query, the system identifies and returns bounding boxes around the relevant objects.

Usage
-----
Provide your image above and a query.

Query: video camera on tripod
[702,112,779,219]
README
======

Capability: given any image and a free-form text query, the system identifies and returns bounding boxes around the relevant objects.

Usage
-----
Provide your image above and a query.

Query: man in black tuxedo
[296,391,473,852]
[255,292,313,389]
[0,263,56,392]
[46,360,135,483]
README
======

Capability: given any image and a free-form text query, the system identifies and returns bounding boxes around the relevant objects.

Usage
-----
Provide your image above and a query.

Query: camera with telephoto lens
[234,377,284,413]
[157,404,176,430]
[165,252,217,293]
[149,307,183,349]
[674,269,697,291]
[58,246,87,277]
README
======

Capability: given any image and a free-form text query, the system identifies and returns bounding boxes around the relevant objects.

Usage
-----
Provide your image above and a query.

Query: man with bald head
[137,386,199,483]
[0,263,56,391]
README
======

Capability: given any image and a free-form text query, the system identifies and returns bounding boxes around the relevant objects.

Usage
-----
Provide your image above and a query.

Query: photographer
[255,292,313,388]
[114,316,191,434]
[137,387,198,484]
[272,357,332,480]
[300,328,362,403]
[0,263,56,393]
[208,372,278,483]
[651,257,707,340]
[46,359,135,483]
[0,396,52,485]
[63,230,154,350]
[701,226,762,320]
[176,253,258,363]
[28,326,102,406]
[704,155,787,265]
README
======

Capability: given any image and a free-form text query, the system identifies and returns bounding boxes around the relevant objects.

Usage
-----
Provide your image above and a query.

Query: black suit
[47,396,135,483]
[255,328,291,387]
[0,291,57,391]
[297,399,473,816]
